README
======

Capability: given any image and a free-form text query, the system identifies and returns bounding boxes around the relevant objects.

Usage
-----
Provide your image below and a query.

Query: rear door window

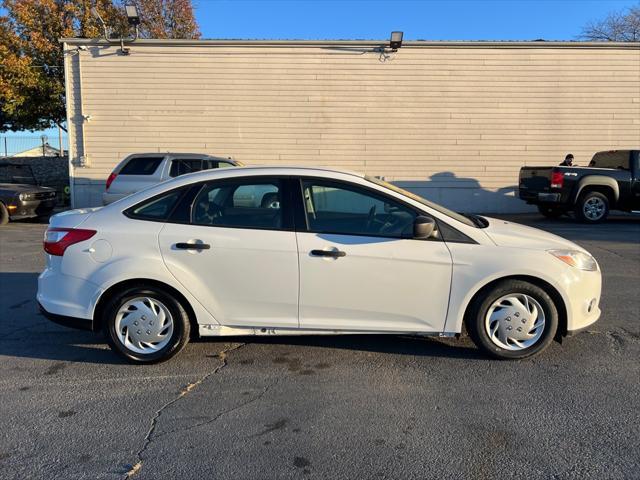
[170,159,204,177]
[191,179,285,230]
[119,157,163,175]
[589,151,630,170]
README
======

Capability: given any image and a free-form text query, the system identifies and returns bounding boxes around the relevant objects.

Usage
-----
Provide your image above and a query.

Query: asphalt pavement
[0,214,638,480]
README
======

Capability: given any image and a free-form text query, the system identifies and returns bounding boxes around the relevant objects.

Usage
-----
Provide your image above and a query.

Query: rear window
[125,188,184,220]
[119,157,163,175]
[589,151,630,170]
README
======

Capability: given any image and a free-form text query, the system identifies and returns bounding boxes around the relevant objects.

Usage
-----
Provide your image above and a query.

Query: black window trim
[123,174,476,243]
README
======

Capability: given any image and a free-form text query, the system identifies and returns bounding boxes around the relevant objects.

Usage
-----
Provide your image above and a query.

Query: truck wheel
[0,203,9,225]
[537,205,563,219]
[576,191,609,223]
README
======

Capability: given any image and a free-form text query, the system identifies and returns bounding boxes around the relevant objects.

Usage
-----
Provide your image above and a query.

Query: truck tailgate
[519,166,553,192]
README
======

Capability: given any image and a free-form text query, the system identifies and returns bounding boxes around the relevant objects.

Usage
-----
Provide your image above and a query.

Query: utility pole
[3,137,7,158]
[41,135,47,157]
[58,125,64,157]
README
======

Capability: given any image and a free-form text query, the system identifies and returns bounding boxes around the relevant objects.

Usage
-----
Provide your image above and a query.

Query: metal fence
[0,135,68,157]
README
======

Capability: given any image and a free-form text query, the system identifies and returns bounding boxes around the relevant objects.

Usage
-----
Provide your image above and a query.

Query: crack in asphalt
[155,381,276,440]
[121,342,245,479]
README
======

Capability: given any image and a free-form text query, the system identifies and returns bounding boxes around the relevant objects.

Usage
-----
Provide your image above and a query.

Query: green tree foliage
[0,0,200,132]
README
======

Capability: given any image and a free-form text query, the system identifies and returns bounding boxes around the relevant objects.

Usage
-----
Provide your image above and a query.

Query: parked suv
[0,162,56,225]
[519,149,640,223]
[102,153,241,205]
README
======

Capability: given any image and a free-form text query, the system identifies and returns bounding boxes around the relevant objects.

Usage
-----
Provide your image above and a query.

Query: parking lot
[1,214,639,480]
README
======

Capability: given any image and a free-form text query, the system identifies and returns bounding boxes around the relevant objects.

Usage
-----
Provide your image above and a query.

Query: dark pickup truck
[519,150,640,223]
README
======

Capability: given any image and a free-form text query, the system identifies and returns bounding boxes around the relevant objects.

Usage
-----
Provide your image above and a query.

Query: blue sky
[2,0,637,140]
[194,0,637,41]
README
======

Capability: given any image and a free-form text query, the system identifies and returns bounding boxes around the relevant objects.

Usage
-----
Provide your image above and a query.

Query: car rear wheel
[576,191,609,223]
[537,205,564,219]
[466,280,558,360]
[0,203,9,225]
[103,285,190,363]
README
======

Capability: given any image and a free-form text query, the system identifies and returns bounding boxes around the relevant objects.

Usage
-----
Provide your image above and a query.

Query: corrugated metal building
[61,39,640,211]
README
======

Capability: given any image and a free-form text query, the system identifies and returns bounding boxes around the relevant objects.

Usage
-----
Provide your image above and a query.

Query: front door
[295,178,452,332]
[158,177,299,328]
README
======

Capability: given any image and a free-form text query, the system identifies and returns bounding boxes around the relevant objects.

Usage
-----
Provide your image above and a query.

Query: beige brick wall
[63,40,640,211]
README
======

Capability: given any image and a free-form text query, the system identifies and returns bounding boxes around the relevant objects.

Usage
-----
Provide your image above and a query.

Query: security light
[390,31,403,50]
[125,4,141,26]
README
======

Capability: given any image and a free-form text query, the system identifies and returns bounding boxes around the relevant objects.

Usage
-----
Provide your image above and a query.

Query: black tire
[103,285,191,364]
[0,203,9,225]
[466,280,558,360]
[575,191,609,223]
[537,204,564,219]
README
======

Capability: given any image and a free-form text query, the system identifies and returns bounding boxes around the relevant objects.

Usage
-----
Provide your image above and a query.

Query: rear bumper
[38,302,94,331]
[518,190,562,204]
[37,267,102,326]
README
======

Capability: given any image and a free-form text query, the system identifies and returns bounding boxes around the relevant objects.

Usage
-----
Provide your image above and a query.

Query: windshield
[365,175,477,228]
[0,164,37,185]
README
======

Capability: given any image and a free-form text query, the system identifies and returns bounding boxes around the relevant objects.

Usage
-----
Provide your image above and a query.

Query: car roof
[175,164,365,180]
[124,152,233,160]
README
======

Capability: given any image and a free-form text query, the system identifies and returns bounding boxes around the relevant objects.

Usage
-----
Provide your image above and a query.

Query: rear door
[295,177,452,333]
[158,176,299,328]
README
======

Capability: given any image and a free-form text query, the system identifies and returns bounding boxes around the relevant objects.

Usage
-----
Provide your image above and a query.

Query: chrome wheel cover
[485,294,546,351]
[583,197,605,220]
[114,297,174,354]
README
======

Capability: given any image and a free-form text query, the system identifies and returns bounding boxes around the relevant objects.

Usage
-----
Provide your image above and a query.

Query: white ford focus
[38,167,601,363]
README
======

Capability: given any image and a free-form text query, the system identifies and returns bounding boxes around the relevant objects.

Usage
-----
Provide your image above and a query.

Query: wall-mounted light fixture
[389,31,403,51]
[91,4,140,55]
[125,4,141,27]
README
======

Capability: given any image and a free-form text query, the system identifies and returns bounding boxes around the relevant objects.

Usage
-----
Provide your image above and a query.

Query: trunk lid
[48,207,102,229]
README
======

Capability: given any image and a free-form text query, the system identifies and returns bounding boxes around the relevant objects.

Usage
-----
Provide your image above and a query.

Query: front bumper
[9,198,56,220]
[562,268,602,334]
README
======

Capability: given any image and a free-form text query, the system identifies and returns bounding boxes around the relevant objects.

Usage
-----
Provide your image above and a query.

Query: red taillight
[44,228,96,256]
[550,170,564,189]
[106,172,117,190]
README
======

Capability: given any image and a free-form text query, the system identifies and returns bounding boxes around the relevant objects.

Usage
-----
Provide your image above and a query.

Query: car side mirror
[413,216,436,240]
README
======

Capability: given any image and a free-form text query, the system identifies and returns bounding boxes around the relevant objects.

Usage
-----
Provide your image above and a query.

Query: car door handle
[175,242,211,250]
[310,249,346,258]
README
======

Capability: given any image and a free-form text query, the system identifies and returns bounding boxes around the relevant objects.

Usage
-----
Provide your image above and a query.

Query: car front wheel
[103,285,190,364]
[466,280,558,360]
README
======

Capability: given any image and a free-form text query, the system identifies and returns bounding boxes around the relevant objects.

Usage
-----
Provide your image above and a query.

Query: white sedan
[37,167,601,363]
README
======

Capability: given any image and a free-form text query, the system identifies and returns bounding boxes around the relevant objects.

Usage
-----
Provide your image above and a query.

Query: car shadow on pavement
[0,272,127,365]
[197,334,487,360]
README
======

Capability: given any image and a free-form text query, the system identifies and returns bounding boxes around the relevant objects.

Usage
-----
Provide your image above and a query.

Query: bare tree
[581,5,640,41]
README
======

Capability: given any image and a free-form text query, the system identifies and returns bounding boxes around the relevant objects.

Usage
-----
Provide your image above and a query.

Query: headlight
[18,192,28,201]
[548,250,598,271]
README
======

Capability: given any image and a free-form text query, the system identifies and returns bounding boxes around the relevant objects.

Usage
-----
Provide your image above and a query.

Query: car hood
[49,207,103,229]
[482,217,585,252]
